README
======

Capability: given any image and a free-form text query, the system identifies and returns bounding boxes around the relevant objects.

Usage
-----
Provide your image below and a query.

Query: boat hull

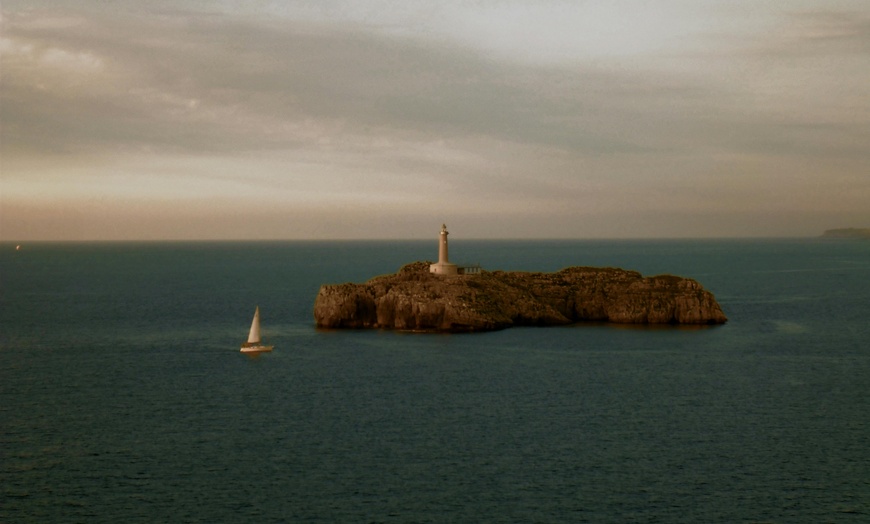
[240,345,274,353]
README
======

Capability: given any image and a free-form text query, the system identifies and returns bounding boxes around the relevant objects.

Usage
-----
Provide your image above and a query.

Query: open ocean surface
[1,238,868,523]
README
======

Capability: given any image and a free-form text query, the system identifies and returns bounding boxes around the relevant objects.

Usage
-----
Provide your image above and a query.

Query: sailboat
[240,306,274,353]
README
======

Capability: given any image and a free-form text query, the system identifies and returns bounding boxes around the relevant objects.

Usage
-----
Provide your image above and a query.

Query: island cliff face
[314,261,727,332]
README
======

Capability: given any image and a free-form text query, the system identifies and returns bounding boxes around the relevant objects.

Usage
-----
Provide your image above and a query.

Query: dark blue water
[2,239,868,522]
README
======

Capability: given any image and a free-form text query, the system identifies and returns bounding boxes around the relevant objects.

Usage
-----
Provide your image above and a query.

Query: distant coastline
[821,228,870,239]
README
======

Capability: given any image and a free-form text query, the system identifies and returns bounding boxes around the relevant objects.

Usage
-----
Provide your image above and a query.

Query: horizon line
[0,234,834,244]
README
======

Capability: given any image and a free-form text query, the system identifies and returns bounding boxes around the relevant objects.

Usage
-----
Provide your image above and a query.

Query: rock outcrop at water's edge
[314,261,727,332]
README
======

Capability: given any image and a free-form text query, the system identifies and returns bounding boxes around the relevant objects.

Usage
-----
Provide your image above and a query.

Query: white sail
[241,306,273,353]
[247,306,262,344]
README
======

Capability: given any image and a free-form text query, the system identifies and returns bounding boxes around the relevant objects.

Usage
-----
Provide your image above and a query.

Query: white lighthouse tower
[429,224,459,275]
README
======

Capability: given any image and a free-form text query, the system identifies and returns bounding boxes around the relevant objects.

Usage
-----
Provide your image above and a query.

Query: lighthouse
[429,224,459,275]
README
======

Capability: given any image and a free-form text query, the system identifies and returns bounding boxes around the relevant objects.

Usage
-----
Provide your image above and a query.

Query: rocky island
[315,226,726,333]
[314,261,727,333]
[821,228,870,239]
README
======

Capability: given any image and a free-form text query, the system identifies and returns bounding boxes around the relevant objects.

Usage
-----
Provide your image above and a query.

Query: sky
[1,0,868,240]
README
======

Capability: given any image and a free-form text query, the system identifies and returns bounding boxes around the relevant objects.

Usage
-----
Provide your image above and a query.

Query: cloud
[2,1,869,240]
[755,10,870,56]
[1,5,726,161]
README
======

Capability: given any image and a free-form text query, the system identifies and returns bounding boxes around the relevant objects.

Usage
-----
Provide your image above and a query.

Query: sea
[1,239,868,523]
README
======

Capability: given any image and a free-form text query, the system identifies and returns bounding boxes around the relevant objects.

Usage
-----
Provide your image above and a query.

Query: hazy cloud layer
[2,1,868,240]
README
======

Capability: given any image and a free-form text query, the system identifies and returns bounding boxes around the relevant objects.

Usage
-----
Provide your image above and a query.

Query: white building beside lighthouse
[429,224,459,275]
